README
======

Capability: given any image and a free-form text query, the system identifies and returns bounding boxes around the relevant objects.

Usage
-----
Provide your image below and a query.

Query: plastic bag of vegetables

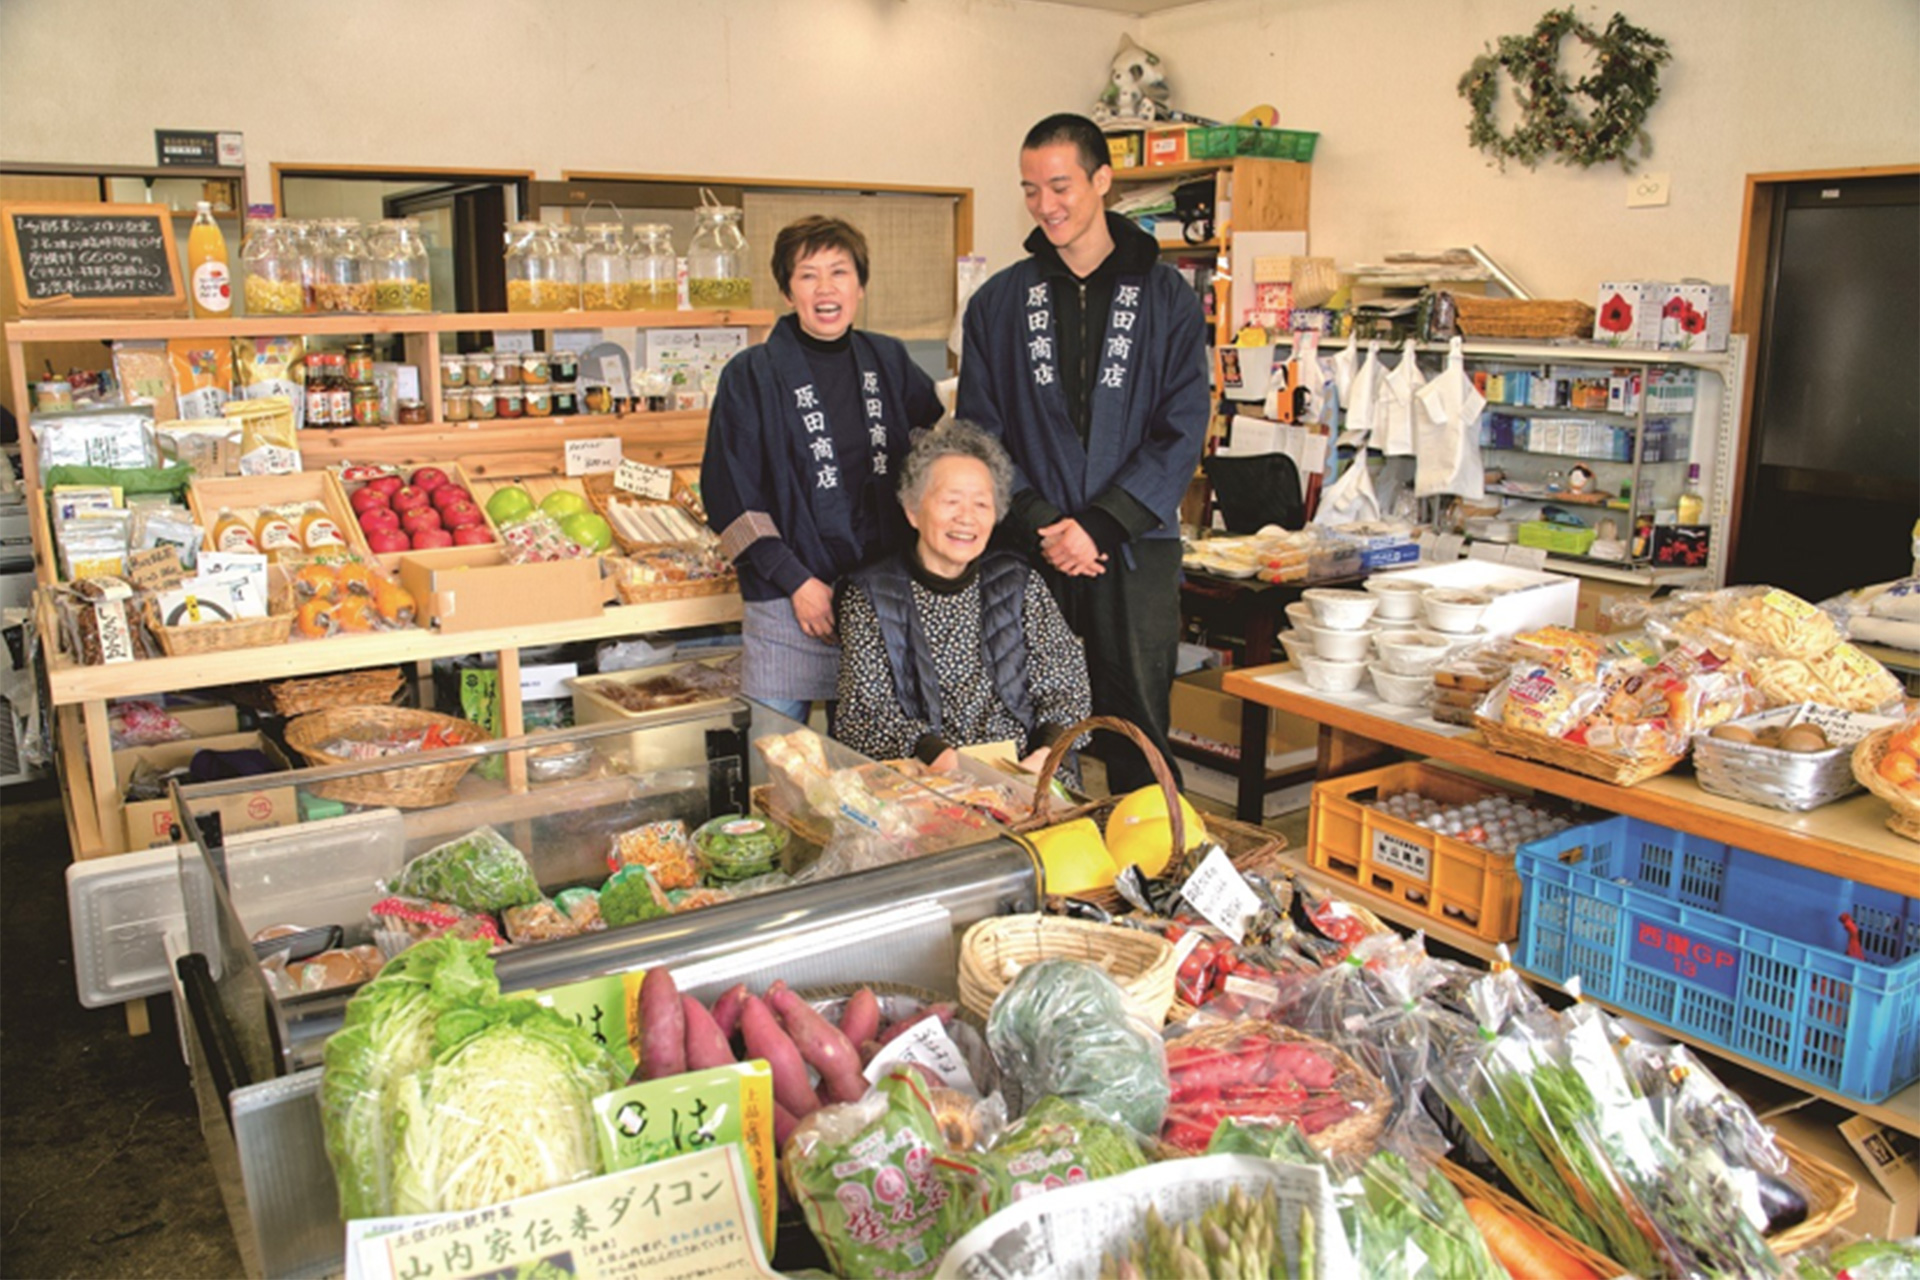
[389,997,624,1215]
[958,1094,1147,1220]
[985,959,1169,1135]
[392,825,541,913]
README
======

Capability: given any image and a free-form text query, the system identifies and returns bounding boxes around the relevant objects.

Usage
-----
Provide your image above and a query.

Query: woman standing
[702,217,945,722]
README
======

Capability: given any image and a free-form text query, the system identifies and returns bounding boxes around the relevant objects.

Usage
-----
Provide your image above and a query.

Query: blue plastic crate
[1515,815,1920,1103]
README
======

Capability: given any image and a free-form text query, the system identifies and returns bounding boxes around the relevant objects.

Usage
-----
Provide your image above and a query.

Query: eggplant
[1755,1170,1809,1234]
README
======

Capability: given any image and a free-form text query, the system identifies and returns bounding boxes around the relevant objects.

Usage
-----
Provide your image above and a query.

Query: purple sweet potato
[682,993,736,1070]
[638,966,685,1080]
[838,987,881,1049]
[740,993,821,1117]
[710,982,750,1039]
[767,981,868,1104]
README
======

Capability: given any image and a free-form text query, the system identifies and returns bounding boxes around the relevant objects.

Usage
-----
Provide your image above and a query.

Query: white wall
[1140,0,1920,297]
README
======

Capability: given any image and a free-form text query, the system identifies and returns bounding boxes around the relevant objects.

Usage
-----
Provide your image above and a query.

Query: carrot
[637,966,685,1080]
[838,987,881,1049]
[740,993,821,1118]
[767,981,868,1104]
[682,994,736,1070]
[1464,1196,1604,1280]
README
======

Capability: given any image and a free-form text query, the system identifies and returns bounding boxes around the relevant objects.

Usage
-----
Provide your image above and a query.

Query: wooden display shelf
[3,307,775,343]
[297,411,712,469]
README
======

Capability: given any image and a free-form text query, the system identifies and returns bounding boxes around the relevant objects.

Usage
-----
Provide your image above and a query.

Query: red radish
[711,984,749,1039]
[638,968,685,1081]
[430,484,472,509]
[390,485,431,512]
[410,528,454,549]
[740,994,819,1118]
[409,466,448,492]
[451,526,494,546]
[358,506,401,534]
[365,475,403,497]
[365,529,411,554]
[682,994,736,1070]
[838,988,881,1049]
[400,508,442,536]
[349,486,390,514]
[440,500,485,529]
[767,981,867,1104]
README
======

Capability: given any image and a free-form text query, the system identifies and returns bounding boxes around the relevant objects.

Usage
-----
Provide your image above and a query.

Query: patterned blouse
[836,553,1090,765]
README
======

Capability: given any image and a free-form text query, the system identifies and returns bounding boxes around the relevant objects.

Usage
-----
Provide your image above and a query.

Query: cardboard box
[1171,666,1319,762]
[113,730,294,851]
[1765,1106,1920,1238]
[1574,579,1656,635]
[1106,131,1142,169]
[1371,559,1579,638]
[399,548,608,633]
[1593,280,1665,348]
[162,703,241,737]
[1145,125,1190,167]
[1658,281,1731,352]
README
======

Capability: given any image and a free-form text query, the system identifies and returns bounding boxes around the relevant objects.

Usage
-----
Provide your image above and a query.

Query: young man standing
[958,112,1210,792]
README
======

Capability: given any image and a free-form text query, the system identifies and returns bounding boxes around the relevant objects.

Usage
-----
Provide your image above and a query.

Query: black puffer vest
[849,550,1034,735]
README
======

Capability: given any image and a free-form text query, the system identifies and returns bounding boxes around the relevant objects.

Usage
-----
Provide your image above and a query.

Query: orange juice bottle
[255,505,299,560]
[298,502,347,550]
[188,201,231,319]
[211,508,258,552]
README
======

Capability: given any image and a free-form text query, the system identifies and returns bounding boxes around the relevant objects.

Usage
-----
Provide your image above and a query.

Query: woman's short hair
[771,216,871,296]
[897,419,1014,517]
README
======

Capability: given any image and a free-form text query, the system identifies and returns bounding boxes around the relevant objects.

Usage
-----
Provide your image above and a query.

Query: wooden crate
[185,471,372,561]
[333,461,505,574]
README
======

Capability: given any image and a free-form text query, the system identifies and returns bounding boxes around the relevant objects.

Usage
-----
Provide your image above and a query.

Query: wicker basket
[146,608,293,656]
[1450,294,1597,340]
[1769,1136,1860,1256]
[1160,1023,1389,1161]
[1476,716,1683,786]
[958,914,1176,1027]
[284,705,489,809]
[1439,1160,1623,1277]
[233,667,407,717]
[611,563,739,606]
[1853,726,1920,842]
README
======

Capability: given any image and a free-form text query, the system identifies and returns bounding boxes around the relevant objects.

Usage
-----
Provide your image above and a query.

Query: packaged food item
[1680,586,1841,661]
[367,895,505,954]
[227,395,300,475]
[129,505,201,571]
[501,899,583,945]
[552,887,606,932]
[210,508,260,553]
[58,576,149,664]
[232,335,307,429]
[253,505,300,560]
[169,340,234,419]
[391,826,540,914]
[156,421,241,476]
[31,406,159,472]
[497,511,585,564]
[57,511,131,580]
[154,568,268,625]
[297,503,347,551]
[111,341,177,423]
[692,815,789,884]
[608,820,699,890]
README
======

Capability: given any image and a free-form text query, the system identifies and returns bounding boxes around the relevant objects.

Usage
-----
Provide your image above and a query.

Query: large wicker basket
[1853,726,1920,842]
[958,914,1176,1027]
[145,607,293,656]
[231,667,407,717]
[1450,294,1596,340]
[1440,1160,1623,1276]
[1476,715,1683,786]
[284,706,489,809]
[1160,1022,1389,1162]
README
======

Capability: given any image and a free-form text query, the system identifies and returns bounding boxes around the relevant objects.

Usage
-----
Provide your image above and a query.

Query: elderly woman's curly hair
[896,418,1015,516]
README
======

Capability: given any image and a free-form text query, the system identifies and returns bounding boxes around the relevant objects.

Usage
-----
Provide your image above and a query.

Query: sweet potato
[638,966,685,1080]
[767,981,868,1104]
[838,987,881,1049]
[875,1002,957,1046]
[772,1100,800,1148]
[682,993,736,1070]
[740,993,820,1117]
[710,983,750,1039]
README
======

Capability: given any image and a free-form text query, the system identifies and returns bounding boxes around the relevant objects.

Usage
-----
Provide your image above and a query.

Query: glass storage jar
[444,387,472,422]
[580,223,631,311]
[313,219,373,313]
[286,220,322,313]
[505,222,579,312]
[687,203,750,308]
[627,223,678,311]
[439,351,466,388]
[240,219,303,315]
[368,218,432,313]
[465,353,495,387]
[469,386,497,420]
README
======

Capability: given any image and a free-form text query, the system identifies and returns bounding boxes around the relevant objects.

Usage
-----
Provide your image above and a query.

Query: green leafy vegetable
[986,959,1169,1135]
[393,825,541,912]
[967,1094,1146,1218]
[598,865,671,927]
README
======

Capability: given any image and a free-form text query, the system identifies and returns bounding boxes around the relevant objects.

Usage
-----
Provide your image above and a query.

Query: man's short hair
[771,216,871,297]
[1021,113,1111,179]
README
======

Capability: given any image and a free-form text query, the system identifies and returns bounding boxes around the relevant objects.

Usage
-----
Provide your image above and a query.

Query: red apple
[430,484,473,510]
[401,508,443,536]
[349,486,391,514]
[390,485,431,513]
[366,529,411,554]
[358,506,401,534]
[452,525,495,546]
[365,474,404,498]
[410,467,449,492]
[411,527,455,549]
[440,500,485,529]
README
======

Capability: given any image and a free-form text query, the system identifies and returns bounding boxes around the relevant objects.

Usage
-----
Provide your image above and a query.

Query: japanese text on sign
[1627,914,1742,999]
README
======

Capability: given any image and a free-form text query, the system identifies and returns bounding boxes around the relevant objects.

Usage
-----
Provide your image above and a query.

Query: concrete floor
[0,767,1310,1279]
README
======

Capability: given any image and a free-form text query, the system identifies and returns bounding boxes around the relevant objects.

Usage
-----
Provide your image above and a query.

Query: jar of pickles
[369,218,432,313]
[344,342,375,384]
[580,223,631,310]
[351,382,383,426]
[688,203,750,308]
[313,219,374,313]
[240,219,304,315]
[628,223,678,310]
[504,222,578,312]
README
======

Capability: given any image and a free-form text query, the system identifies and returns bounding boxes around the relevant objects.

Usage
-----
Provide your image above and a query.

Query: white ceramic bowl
[1279,629,1315,668]
[1298,653,1369,693]
[1304,587,1380,630]
[1284,601,1316,631]
[1373,629,1456,675]
[1364,576,1428,621]
[1304,622,1378,662]
[1438,627,1492,655]
[1422,588,1492,633]
[1369,664,1435,707]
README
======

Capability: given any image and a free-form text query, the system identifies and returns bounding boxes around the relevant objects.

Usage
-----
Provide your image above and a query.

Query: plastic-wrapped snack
[552,887,606,932]
[368,895,505,955]
[391,826,541,914]
[1805,642,1904,713]
[497,511,585,564]
[607,819,699,890]
[1681,586,1843,661]
[501,899,583,945]
[1498,664,1605,738]
[31,406,158,471]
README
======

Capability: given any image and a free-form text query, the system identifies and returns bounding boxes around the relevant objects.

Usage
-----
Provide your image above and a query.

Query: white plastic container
[1304,622,1377,662]
[1279,629,1315,668]
[1303,587,1380,629]
[1298,653,1369,693]
[1284,601,1316,631]
[1373,629,1456,675]
[1422,588,1492,633]
[1369,664,1434,707]
[1363,576,1427,621]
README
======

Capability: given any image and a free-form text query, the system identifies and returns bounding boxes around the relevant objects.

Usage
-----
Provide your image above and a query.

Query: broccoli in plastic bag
[392,826,540,913]
[985,959,1169,1135]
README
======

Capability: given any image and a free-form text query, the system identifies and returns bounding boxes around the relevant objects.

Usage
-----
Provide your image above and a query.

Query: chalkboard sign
[2,202,185,317]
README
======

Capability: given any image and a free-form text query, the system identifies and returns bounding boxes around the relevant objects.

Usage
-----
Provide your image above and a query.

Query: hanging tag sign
[862,1015,980,1095]
[1179,846,1262,943]
[564,437,622,475]
[491,329,535,354]
[615,459,673,499]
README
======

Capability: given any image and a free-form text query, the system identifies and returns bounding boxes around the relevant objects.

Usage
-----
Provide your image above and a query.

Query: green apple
[485,485,534,525]
[540,490,590,521]
[560,511,613,553]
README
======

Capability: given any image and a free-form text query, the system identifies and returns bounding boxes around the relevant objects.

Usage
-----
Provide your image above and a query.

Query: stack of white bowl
[1292,588,1378,692]
[1365,577,1449,707]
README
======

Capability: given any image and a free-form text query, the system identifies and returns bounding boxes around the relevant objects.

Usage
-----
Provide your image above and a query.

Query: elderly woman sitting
[835,420,1091,772]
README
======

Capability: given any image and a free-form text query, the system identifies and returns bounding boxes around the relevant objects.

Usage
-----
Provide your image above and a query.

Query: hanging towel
[1413,336,1488,499]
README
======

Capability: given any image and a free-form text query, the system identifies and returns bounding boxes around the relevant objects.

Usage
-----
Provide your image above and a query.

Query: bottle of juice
[255,506,299,560]
[188,201,232,319]
[212,508,258,552]
[298,502,347,550]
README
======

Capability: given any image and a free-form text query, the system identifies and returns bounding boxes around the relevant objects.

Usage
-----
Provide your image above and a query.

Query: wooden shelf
[296,411,713,470]
[1111,157,1308,183]
[4,308,776,343]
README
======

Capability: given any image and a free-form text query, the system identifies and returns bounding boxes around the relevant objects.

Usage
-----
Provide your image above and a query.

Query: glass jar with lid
[240,219,303,315]
[580,223,631,311]
[285,220,321,313]
[687,203,750,308]
[313,219,373,313]
[368,218,432,313]
[504,222,581,312]
[627,223,678,311]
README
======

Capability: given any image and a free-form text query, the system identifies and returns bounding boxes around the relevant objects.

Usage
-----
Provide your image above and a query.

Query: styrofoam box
[1370,559,1578,638]
[569,653,743,772]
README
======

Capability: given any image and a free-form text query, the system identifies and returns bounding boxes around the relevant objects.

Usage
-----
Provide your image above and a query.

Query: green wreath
[1459,8,1671,171]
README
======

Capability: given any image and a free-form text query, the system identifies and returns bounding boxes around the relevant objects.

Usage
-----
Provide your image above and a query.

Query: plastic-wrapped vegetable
[985,959,1169,1135]
[961,1094,1147,1218]
[692,814,788,883]
[391,826,540,913]
[1792,1238,1920,1280]
[598,865,671,927]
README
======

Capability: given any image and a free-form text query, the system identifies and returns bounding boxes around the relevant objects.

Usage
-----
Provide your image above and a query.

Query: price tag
[1178,846,1262,944]
[1762,588,1817,621]
[1833,643,1881,679]
[491,329,534,354]
[862,1015,979,1095]
[600,353,633,399]
[1222,974,1282,1007]
[126,545,185,590]
[615,459,673,499]
[564,436,623,476]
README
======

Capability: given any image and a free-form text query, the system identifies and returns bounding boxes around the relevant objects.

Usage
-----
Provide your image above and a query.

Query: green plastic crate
[1188,125,1318,163]
[1515,521,1598,555]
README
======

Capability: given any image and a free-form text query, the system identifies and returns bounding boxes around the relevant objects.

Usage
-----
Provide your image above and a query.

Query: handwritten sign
[864,1015,980,1095]
[2,203,184,317]
[565,437,623,476]
[1178,846,1262,943]
[614,459,673,500]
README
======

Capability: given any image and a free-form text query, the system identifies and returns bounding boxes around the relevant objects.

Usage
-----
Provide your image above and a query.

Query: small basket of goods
[1695,701,1899,811]
[284,705,489,808]
[1854,712,1920,841]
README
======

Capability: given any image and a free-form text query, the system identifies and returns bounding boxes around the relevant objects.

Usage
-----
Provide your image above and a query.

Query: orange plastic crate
[1308,762,1541,942]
